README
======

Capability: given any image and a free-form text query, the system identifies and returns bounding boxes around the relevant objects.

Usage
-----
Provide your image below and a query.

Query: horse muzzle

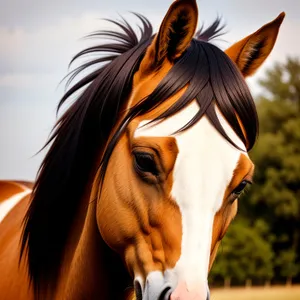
[170,281,210,300]
[134,271,210,300]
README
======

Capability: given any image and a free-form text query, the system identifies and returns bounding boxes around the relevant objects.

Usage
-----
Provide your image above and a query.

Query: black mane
[20,14,258,297]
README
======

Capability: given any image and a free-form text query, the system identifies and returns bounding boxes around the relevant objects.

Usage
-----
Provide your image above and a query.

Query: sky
[0,0,299,181]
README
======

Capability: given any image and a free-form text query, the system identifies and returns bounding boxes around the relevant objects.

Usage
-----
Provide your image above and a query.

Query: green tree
[210,218,274,286]
[276,249,299,286]
[211,57,300,286]
[243,57,300,284]
[259,57,300,109]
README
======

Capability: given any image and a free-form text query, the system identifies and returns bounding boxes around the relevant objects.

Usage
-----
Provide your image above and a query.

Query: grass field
[211,286,300,300]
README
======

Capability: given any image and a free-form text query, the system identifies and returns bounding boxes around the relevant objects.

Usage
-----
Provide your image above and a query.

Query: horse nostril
[159,286,172,300]
[134,279,143,300]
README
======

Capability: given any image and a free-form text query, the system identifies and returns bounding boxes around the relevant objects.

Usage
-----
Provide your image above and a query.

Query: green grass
[211,286,300,300]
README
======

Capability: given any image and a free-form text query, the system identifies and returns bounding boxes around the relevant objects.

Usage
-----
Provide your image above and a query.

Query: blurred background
[0,1,299,299]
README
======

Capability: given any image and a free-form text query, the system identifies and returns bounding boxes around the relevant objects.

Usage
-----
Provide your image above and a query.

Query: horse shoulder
[0,180,32,223]
[0,185,33,300]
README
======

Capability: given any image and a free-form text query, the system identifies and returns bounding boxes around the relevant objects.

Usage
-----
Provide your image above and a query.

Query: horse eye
[232,180,249,195]
[133,152,159,176]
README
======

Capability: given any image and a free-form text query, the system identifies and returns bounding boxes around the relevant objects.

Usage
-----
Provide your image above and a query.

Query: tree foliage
[211,57,300,285]
[210,218,274,285]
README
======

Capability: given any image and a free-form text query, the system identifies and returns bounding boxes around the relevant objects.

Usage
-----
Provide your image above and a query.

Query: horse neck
[56,190,133,300]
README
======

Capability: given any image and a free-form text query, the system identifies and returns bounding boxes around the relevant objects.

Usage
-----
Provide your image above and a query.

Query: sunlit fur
[0,1,284,299]
[0,181,32,223]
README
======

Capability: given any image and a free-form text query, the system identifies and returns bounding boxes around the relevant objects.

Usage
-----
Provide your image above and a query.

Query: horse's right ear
[139,0,198,74]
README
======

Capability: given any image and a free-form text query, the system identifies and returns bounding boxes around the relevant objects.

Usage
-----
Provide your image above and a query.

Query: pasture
[211,286,300,300]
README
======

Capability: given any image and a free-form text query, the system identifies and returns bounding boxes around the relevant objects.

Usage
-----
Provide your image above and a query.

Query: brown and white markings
[0,1,284,299]
[0,181,32,223]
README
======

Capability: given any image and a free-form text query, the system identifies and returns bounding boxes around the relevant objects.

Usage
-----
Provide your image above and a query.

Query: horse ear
[225,12,285,77]
[140,0,198,73]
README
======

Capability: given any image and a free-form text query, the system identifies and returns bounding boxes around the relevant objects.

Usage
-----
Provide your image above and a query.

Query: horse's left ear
[225,12,285,77]
[139,0,198,73]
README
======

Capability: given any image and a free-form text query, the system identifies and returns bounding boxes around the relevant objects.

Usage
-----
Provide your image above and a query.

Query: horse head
[95,1,284,299]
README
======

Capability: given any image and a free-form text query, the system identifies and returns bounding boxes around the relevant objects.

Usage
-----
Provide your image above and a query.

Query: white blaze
[135,101,247,294]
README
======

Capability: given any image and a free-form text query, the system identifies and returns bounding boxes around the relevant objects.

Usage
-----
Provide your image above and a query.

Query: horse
[0,0,285,299]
